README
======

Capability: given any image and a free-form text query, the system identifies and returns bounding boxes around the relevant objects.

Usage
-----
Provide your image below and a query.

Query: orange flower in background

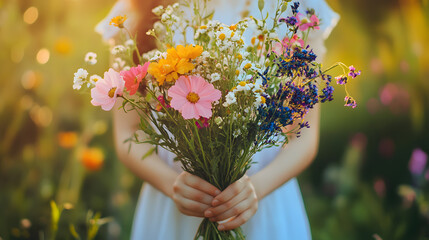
[109,15,127,28]
[58,131,78,149]
[81,148,104,171]
[148,45,203,86]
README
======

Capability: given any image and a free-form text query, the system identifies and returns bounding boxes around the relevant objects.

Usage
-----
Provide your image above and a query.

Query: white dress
[97,0,339,239]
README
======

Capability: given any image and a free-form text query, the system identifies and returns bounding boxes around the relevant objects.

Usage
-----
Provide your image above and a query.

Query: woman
[96,0,339,239]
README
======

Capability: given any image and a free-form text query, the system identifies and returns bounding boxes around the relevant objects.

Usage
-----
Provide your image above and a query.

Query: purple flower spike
[409,148,427,175]
[344,96,357,108]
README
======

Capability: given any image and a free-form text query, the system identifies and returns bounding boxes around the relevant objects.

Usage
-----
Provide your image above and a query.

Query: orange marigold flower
[175,44,203,59]
[148,45,203,86]
[110,15,127,28]
[81,148,104,171]
[58,131,77,149]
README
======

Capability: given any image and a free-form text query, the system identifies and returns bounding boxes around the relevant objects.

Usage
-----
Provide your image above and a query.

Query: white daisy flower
[111,45,127,55]
[87,74,102,87]
[84,52,97,65]
[152,5,164,16]
[73,68,88,90]
[210,73,221,83]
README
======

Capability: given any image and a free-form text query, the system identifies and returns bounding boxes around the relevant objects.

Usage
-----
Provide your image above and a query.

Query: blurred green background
[0,0,428,239]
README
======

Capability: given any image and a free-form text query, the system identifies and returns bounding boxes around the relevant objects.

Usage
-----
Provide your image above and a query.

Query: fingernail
[205,210,213,217]
[212,199,220,206]
[218,225,224,231]
[214,189,221,195]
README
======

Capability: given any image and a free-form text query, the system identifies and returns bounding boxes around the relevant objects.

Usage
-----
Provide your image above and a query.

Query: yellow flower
[219,33,226,41]
[110,15,127,28]
[148,45,203,86]
[176,44,203,59]
[244,63,252,69]
[229,24,237,31]
[235,70,240,76]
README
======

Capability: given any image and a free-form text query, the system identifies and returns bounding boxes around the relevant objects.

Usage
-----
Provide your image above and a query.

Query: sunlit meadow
[0,0,428,239]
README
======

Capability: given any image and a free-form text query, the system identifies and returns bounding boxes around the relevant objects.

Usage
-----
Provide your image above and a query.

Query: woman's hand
[172,171,221,217]
[204,175,258,231]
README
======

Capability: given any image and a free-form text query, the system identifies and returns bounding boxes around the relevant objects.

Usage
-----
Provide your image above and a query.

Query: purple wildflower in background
[348,65,361,79]
[291,2,300,14]
[409,148,427,175]
[344,96,357,108]
[335,76,348,85]
[320,85,334,103]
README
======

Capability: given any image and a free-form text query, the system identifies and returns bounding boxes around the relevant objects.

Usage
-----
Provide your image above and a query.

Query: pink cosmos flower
[91,68,124,111]
[297,14,320,31]
[120,62,149,95]
[168,75,221,120]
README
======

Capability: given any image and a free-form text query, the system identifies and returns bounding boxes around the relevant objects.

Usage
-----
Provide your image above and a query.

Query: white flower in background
[84,52,97,65]
[73,68,88,90]
[223,91,237,107]
[88,74,102,87]
[236,81,251,92]
[111,45,127,55]
[254,94,266,106]
[172,3,180,9]
[214,116,223,126]
[201,51,210,60]
[125,39,134,48]
[252,79,264,93]
[123,66,131,71]
[210,73,221,83]
[154,21,166,34]
[165,5,174,15]
[152,5,164,16]
[112,57,126,71]
[233,129,242,137]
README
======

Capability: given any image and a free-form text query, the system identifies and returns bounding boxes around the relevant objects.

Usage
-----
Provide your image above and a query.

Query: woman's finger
[183,172,221,197]
[173,194,211,217]
[204,186,250,218]
[218,209,256,231]
[211,175,248,206]
[178,183,214,205]
[209,198,252,222]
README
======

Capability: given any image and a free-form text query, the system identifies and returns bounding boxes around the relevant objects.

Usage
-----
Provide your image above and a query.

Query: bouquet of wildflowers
[73,0,360,239]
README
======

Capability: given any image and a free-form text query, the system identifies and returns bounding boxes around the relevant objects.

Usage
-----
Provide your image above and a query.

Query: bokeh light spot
[21,70,42,90]
[30,105,53,127]
[36,48,50,64]
[55,37,73,55]
[10,46,24,63]
[23,7,39,25]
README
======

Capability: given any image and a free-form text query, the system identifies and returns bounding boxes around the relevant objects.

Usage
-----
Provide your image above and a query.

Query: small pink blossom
[297,14,320,31]
[168,75,221,120]
[273,35,304,54]
[91,68,124,111]
[409,148,427,175]
[120,62,149,95]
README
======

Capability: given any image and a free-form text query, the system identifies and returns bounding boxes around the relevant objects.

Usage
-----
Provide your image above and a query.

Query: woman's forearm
[250,105,320,200]
[113,100,179,198]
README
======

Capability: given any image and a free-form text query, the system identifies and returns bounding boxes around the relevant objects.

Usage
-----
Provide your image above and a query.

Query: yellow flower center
[239,81,247,86]
[186,92,200,103]
[244,63,252,69]
[219,33,226,41]
[200,25,207,29]
[251,37,256,45]
[108,87,117,98]
[230,32,235,38]
[260,96,266,104]
[229,24,237,31]
[236,54,243,60]
[110,15,127,28]
[235,70,240,76]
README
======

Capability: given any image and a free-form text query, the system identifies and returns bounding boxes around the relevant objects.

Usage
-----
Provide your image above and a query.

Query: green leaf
[69,224,81,240]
